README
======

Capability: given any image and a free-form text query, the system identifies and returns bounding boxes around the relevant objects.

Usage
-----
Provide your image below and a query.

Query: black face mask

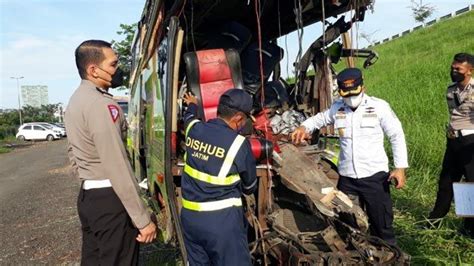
[97,66,125,88]
[110,67,125,88]
[450,70,465,83]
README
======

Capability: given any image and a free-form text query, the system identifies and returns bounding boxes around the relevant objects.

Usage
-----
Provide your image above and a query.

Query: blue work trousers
[181,207,251,266]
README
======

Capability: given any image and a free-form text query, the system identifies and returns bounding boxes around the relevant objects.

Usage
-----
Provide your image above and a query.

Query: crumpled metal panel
[275,143,368,230]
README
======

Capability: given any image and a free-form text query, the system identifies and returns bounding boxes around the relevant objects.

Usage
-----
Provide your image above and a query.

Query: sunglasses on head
[339,85,362,97]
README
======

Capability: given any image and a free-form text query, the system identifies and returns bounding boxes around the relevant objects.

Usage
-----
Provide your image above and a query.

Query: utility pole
[10,76,24,125]
[342,33,355,68]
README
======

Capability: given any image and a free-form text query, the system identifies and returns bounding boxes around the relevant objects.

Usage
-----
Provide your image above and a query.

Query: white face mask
[343,93,364,108]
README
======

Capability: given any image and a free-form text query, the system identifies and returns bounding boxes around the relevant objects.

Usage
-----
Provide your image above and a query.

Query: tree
[409,0,435,24]
[22,104,61,123]
[111,23,137,90]
[0,110,20,127]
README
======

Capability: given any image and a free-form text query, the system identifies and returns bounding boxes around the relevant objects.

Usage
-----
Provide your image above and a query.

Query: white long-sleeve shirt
[302,94,409,179]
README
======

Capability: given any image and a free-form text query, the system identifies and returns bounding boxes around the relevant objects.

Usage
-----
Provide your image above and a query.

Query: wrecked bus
[126,0,407,264]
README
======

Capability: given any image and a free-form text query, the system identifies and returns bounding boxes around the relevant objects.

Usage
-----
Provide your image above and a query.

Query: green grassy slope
[359,11,474,264]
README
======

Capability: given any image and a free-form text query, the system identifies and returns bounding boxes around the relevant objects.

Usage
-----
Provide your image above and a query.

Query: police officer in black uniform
[180,89,257,266]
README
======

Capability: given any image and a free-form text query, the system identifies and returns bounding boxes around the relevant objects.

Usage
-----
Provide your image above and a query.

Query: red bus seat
[184,49,244,121]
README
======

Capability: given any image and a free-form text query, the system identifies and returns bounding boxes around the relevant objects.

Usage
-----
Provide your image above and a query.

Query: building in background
[21,85,48,107]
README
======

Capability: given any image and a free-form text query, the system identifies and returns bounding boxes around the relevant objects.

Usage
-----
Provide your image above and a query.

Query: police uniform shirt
[181,104,257,204]
[302,94,409,179]
[65,79,151,229]
[447,78,474,130]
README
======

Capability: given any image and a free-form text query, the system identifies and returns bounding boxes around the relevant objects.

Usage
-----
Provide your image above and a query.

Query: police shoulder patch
[107,105,120,122]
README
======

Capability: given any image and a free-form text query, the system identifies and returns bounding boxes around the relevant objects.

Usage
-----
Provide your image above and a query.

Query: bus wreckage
[126,0,409,264]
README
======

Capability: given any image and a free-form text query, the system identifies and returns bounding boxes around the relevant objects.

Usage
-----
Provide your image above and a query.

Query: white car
[16,124,61,141]
[28,122,66,137]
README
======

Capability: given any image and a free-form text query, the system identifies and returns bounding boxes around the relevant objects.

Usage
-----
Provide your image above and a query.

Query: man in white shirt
[291,68,408,246]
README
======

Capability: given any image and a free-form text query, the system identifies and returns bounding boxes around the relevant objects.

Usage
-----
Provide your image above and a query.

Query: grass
[0,146,12,154]
[355,11,474,264]
[0,135,17,154]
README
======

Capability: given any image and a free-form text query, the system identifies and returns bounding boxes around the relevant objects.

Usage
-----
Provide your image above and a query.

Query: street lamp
[10,76,24,125]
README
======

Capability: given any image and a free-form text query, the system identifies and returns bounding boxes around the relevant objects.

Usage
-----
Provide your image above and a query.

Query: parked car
[27,122,66,137]
[16,124,61,141]
[53,122,65,128]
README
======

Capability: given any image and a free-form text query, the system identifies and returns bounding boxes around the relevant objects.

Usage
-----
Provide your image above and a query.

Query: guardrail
[368,5,473,47]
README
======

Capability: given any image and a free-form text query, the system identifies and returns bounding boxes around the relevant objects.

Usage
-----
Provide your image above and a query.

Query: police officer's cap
[219,89,253,115]
[337,68,364,96]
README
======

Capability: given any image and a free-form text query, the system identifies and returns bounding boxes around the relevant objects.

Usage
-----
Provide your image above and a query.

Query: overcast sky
[0,0,472,109]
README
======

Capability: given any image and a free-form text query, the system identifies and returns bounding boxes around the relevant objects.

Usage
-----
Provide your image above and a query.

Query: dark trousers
[429,135,474,234]
[181,207,251,266]
[337,171,396,245]
[77,187,139,266]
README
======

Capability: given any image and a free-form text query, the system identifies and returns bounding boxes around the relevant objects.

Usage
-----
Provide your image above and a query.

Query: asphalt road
[0,139,81,264]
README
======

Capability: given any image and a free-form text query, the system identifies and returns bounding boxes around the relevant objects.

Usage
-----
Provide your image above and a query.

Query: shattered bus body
[127,0,408,264]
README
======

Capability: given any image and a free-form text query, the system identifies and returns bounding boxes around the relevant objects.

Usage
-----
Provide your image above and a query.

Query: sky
[0,0,472,109]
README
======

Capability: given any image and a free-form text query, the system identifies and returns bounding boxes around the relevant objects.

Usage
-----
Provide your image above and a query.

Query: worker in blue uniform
[180,89,257,266]
[292,68,408,246]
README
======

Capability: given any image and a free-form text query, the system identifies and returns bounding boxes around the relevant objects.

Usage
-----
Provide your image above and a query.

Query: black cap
[337,68,364,91]
[219,88,253,115]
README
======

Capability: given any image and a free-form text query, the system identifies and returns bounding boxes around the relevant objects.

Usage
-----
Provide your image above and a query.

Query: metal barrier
[367,5,473,48]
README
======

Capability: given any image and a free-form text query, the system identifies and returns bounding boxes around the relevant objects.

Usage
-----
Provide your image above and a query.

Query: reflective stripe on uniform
[182,197,242,211]
[243,178,258,190]
[184,164,240,185]
[217,135,245,178]
[184,120,246,186]
[184,119,201,162]
[186,119,200,138]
